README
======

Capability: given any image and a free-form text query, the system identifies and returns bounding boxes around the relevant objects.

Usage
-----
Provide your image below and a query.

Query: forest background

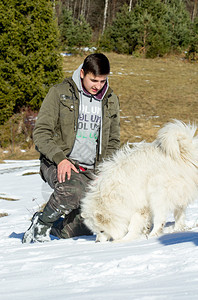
[0,0,198,159]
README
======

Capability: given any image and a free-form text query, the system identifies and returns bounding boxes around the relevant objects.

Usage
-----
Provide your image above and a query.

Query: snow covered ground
[0,160,198,300]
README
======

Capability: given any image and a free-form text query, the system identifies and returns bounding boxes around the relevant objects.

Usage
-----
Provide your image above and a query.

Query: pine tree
[165,0,192,51]
[73,15,92,49]
[99,0,193,58]
[100,5,135,54]
[59,9,92,51]
[0,0,63,124]
[59,8,75,48]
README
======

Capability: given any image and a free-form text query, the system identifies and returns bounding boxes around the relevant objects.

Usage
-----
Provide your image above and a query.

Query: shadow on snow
[9,231,96,242]
[159,231,198,246]
[10,230,198,246]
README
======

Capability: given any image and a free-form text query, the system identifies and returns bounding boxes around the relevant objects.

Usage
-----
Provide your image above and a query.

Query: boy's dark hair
[82,53,110,76]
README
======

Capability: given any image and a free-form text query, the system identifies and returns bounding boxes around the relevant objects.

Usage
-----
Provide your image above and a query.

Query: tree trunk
[192,0,198,22]
[86,0,91,21]
[112,0,116,20]
[102,0,109,34]
[78,0,81,19]
[129,0,133,12]
[81,0,86,17]
[73,0,78,19]
[66,0,70,11]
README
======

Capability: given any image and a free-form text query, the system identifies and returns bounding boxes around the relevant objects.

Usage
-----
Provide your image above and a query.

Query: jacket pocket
[60,94,75,111]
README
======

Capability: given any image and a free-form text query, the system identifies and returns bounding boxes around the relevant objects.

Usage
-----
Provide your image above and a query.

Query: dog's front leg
[148,199,168,237]
[117,211,147,242]
[149,224,165,237]
[149,211,167,237]
[174,207,186,232]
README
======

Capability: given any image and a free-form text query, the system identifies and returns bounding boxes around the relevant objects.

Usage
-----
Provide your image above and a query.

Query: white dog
[81,120,198,242]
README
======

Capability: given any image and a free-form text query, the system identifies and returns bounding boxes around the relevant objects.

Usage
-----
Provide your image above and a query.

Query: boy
[22,53,120,243]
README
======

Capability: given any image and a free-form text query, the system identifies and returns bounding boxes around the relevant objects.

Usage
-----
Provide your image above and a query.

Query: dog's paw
[148,230,163,238]
[173,225,188,232]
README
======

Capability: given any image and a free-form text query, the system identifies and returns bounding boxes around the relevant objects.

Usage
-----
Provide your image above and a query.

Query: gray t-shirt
[69,65,108,168]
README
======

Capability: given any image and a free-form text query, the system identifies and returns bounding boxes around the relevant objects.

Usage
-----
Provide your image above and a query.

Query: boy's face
[80,69,107,95]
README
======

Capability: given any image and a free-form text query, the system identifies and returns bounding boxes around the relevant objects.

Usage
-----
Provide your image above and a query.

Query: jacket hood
[72,64,83,92]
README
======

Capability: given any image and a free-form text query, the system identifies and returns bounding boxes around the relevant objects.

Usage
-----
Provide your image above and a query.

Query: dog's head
[81,210,112,242]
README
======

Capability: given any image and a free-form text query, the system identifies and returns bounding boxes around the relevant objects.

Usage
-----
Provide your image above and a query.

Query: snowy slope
[0,160,198,300]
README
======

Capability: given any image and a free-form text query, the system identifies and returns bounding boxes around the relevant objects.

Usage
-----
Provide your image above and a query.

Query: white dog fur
[81,120,198,242]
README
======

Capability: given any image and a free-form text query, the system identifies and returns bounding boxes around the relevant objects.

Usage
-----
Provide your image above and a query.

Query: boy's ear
[80,68,84,79]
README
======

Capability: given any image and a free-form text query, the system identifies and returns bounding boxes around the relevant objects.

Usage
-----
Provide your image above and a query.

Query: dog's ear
[95,212,110,225]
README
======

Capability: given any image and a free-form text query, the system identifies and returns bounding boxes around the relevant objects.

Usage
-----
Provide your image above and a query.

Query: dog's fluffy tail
[154,120,198,164]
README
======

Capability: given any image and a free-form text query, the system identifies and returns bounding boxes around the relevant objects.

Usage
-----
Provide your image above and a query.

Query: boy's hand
[57,159,79,183]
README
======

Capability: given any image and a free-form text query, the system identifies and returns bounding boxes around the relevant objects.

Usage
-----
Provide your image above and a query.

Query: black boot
[22,205,62,243]
[50,217,64,239]
[22,212,51,243]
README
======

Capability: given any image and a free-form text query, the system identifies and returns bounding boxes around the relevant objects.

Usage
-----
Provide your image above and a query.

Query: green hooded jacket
[33,77,120,167]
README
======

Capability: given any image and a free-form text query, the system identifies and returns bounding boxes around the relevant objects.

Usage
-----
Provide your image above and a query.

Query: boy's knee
[54,178,85,209]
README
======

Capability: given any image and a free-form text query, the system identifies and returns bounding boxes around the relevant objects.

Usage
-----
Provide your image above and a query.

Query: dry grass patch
[0,196,19,201]
[22,172,39,176]
[0,212,8,218]
[108,53,198,144]
[0,146,39,161]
